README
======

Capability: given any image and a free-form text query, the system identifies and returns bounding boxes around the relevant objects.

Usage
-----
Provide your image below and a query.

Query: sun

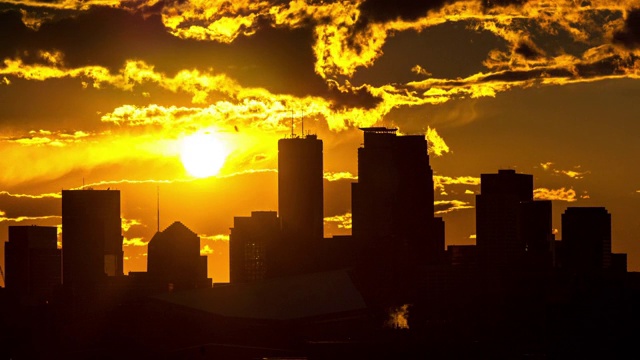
[180,132,228,178]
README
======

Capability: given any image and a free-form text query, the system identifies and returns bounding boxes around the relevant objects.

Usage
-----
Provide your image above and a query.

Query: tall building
[278,134,324,242]
[476,169,533,267]
[229,211,279,283]
[561,207,611,273]
[519,200,554,268]
[274,134,323,276]
[147,221,211,290]
[352,127,441,272]
[4,226,60,304]
[62,189,123,289]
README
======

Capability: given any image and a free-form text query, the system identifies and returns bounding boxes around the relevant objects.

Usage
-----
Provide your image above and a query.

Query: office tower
[278,134,324,242]
[561,207,611,273]
[4,226,60,304]
[476,169,533,267]
[147,221,211,290]
[229,211,279,283]
[272,134,323,277]
[352,127,441,271]
[519,200,554,268]
[62,189,123,288]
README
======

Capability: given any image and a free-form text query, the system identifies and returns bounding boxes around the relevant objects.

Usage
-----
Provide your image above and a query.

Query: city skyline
[1,1,640,282]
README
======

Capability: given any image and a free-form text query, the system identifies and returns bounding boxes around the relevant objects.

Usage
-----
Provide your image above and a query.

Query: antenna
[301,110,304,137]
[156,185,160,232]
[82,177,85,189]
[290,109,294,138]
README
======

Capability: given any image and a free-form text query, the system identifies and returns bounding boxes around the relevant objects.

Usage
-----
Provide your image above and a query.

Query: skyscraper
[147,221,210,290]
[272,134,323,276]
[476,169,533,267]
[4,225,60,304]
[229,211,279,283]
[561,207,611,273]
[62,189,123,289]
[352,127,441,272]
[277,134,324,242]
[518,200,554,268]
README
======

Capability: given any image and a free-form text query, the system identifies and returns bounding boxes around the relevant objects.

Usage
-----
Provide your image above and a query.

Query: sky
[1,0,639,282]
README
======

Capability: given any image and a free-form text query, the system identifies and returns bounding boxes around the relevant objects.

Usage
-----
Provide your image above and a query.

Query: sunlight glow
[180,132,228,178]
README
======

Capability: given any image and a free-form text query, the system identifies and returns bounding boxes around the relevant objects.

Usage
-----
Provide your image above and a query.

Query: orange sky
[1,0,640,282]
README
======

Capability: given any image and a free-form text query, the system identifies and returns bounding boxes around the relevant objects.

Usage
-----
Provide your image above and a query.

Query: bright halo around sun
[180,132,229,178]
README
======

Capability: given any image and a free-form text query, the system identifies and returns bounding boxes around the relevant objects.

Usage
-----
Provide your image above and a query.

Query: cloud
[0,214,61,223]
[122,218,143,232]
[533,187,577,202]
[433,175,481,192]
[324,212,352,229]
[323,171,357,182]
[200,244,214,255]
[539,162,590,179]
[426,126,450,157]
[199,234,230,255]
[123,237,147,247]
[434,200,474,214]
[613,8,640,49]
[0,190,60,199]
[3,129,91,147]
[199,234,230,242]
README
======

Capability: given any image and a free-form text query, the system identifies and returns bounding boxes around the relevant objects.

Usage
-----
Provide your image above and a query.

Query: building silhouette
[519,200,554,268]
[62,189,123,289]
[147,221,211,290]
[561,207,611,273]
[352,127,442,277]
[278,134,324,241]
[4,226,60,304]
[229,211,279,283]
[272,134,324,276]
[476,169,533,267]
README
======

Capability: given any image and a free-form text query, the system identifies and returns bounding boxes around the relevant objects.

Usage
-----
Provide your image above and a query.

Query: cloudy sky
[1,0,639,281]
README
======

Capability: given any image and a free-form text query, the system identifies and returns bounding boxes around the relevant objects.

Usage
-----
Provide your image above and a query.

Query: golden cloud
[323,171,358,182]
[122,237,147,247]
[122,218,143,232]
[0,214,61,223]
[324,212,352,229]
[533,187,577,202]
[426,126,450,157]
[0,190,61,199]
[539,162,590,179]
[433,175,481,192]
[199,234,230,242]
[434,200,474,215]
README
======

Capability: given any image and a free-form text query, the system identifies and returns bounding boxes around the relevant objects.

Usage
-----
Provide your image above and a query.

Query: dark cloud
[328,86,381,110]
[0,6,380,110]
[358,0,450,24]
[481,0,528,9]
[514,41,544,60]
[0,193,60,218]
[0,10,34,59]
[613,8,640,49]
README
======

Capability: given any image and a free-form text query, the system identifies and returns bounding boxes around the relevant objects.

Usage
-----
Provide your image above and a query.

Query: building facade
[4,226,60,304]
[147,221,210,290]
[229,211,280,283]
[62,189,123,289]
[561,207,612,273]
[476,169,533,267]
[352,127,441,273]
